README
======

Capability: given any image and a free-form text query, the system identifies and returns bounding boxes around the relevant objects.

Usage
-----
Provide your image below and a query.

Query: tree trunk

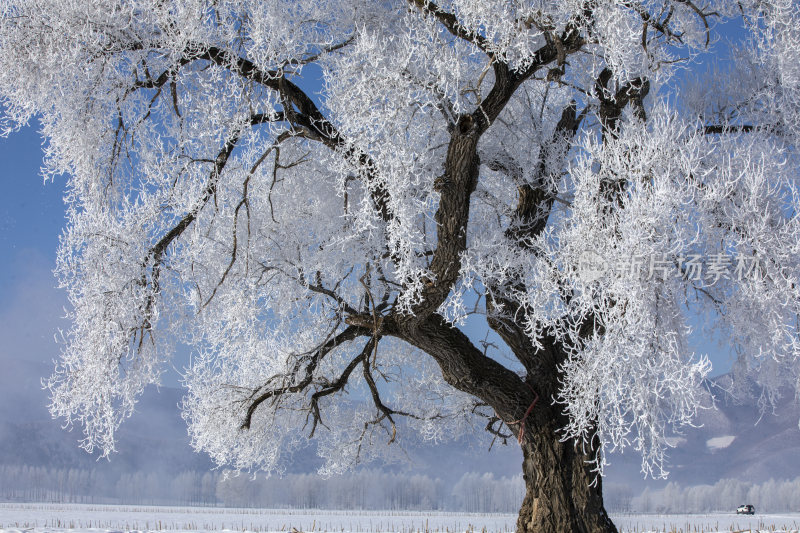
[389,314,617,531]
[515,408,618,533]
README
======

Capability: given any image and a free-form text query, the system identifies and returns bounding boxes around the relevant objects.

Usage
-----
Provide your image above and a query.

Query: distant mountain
[605,372,800,490]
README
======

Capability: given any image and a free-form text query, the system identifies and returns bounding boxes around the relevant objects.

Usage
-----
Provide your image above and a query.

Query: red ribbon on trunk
[509,384,539,444]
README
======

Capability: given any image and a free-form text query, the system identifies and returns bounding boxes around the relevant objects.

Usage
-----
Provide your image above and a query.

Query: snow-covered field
[2,504,512,532]
[1,503,799,532]
[613,512,800,532]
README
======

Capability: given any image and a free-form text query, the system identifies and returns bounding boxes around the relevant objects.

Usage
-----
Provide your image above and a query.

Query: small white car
[736,504,755,515]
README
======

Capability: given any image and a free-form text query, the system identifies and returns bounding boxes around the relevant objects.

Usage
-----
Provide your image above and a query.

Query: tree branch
[305,339,371,437]
[407,0,490,53]
[405,5,588,323]
[702,124,756,135]
[294,35,356,66]
[483,102,583,371]
[241,325,369,429]
[197,46,392,221]
[595,68,651,140]
[144,107,286,281]
[130,43,391,222]
[134,129,243,336]
[387,313,532,422]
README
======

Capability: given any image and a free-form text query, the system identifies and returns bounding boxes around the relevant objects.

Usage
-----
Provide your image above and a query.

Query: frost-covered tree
[2,0,799,530]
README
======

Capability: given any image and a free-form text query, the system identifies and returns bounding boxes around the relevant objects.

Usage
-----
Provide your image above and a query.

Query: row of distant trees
[216,470,526,512]
[0,465,218,506]
[631,478,800,513]
[3,464,799,513]
[0,464,523,512]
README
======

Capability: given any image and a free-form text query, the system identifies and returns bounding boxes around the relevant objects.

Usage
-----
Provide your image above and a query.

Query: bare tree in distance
[1,0,799,530]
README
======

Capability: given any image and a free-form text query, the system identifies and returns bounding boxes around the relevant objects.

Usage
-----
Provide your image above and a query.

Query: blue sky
[0,125,69,365]
[0,125,65,292]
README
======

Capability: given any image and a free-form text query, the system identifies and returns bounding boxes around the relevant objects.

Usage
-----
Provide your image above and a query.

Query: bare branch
[702,124,756,135]
[294,35,356,66]
[305,339,370,437]
[241,325,369,429]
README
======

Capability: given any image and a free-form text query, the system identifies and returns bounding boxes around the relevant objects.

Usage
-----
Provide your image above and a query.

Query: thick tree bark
[516,404,618,533]
[386,314,617,532]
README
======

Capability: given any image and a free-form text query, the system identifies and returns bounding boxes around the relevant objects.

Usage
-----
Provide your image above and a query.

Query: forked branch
[241,325,369,429]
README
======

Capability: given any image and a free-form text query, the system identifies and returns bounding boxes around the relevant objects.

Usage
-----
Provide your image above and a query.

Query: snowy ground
[613,512,800,532]
[1,503,799,532]
[2,504,512,532]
